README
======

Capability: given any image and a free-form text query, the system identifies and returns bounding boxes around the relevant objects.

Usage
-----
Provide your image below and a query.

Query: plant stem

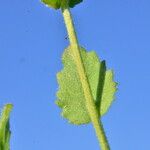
[61,1,110,150]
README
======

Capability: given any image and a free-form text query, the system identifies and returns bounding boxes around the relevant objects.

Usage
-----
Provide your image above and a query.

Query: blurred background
[0,0,150,149]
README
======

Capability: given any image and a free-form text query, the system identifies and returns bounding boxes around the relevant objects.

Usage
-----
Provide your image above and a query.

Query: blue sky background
[0,0,150,149]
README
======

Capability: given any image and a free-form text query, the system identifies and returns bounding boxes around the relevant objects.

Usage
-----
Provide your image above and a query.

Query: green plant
[0,104,13,150]
[41,0,117,150]
[0,0,117,150]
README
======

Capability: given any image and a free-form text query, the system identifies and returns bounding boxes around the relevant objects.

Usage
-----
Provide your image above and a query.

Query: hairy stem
[61,1,110,150]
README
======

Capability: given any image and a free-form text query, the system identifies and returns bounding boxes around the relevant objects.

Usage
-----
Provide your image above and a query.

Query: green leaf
[56,46,117,125]
[0,104,13,150]
[100,70,117,116]
[41,0,83,9]
[41,0,61,9]
[68,0,83,8]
